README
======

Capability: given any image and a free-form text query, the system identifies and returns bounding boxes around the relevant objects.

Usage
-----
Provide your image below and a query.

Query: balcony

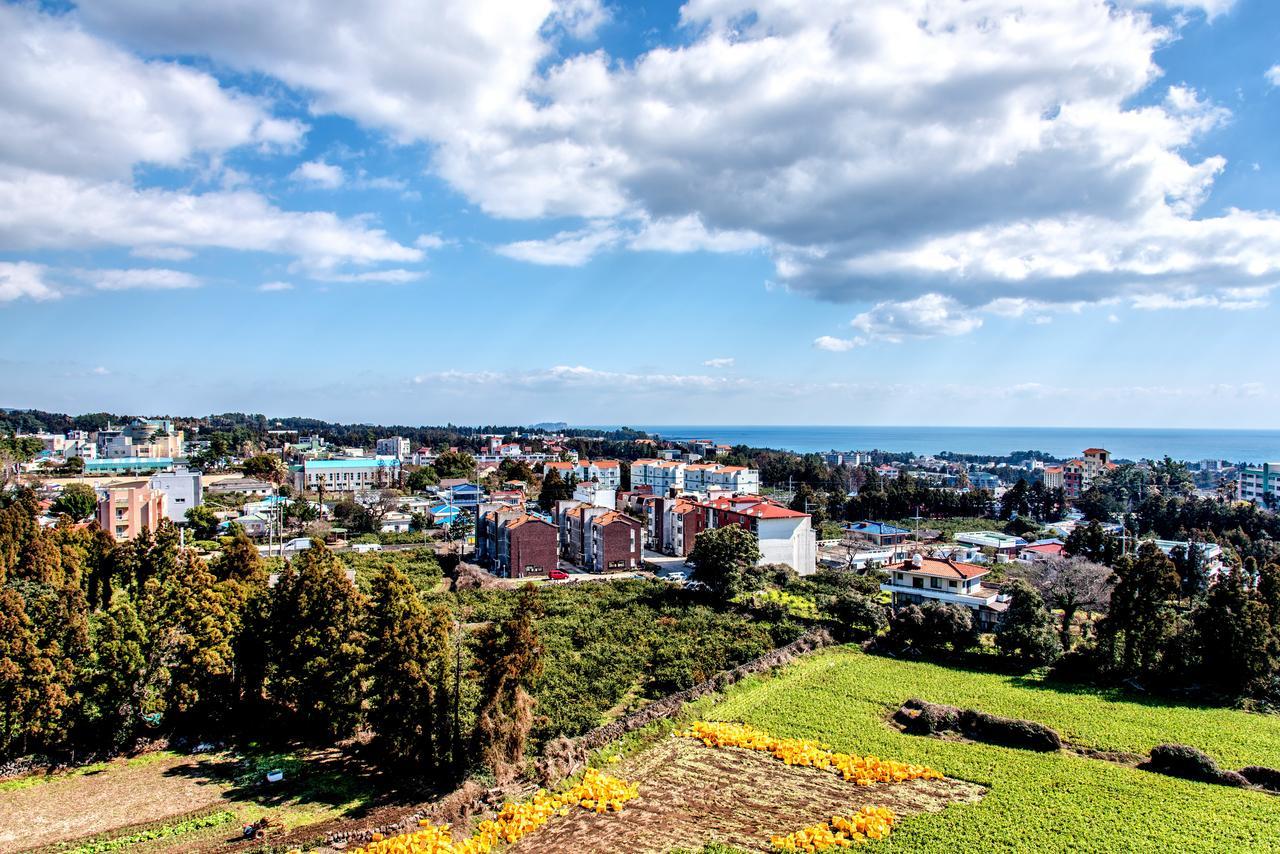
[880,582,999,608]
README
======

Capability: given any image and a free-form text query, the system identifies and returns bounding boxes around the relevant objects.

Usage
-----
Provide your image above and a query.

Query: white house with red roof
[882,553,1009,628]
[695,495,816,575]
[541,459,623,489]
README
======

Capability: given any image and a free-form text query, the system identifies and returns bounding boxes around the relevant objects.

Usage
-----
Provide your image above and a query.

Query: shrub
[1145,744,1249,788]
[959,709,1062,752]
[1238,765,1280,792]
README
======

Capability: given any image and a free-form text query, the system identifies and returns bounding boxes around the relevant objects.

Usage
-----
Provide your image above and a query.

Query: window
[912,577,924,589]
[948,579,957,588]
[930,578,940,589]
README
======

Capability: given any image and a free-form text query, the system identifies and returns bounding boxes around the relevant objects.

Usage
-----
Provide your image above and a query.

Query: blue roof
[304,457,399,469]
[847,520,911,536]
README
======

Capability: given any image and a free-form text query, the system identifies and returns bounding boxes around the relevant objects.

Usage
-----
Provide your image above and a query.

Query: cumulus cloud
[1267,65,1280,88]
[850,294,983,343]
[813,335,863,352]
[291,159,344,188]
[258,281,293,292]
[36,0,1280,323]
[0,261,61,302]
[0,4,302,181]
[702,357,735,368]
[310,269,424,283]
[83,268,201,290]
[496,223,623,266]
[0,170,421,272]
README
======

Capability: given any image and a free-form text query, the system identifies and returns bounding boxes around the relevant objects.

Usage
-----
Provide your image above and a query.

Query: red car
[547,568,570,580]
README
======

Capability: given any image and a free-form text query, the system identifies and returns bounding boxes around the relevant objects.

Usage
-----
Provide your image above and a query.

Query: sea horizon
[594,424,1280,464]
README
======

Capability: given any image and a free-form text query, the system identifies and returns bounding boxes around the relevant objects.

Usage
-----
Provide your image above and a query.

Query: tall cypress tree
[267,543,367,739]
[366,564,454,774]
[472,584,543,781]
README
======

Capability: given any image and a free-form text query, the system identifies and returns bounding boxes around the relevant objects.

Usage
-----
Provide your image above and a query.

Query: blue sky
[1,0,1278,428]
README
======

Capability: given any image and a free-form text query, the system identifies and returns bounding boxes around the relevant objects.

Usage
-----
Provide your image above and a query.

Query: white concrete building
[631,459,686,495]
[542,459,623,489]
[573,482,617,509]
[149,468,203,524]
[684,463,760,494]
[376,436,412,459]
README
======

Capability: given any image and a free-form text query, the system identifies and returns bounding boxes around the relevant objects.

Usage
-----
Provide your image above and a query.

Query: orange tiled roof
[893,556,987,580]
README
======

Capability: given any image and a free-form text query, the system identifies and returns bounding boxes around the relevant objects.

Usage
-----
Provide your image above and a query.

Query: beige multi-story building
[96,482,167,541]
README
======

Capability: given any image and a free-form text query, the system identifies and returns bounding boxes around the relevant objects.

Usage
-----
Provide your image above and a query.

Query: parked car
[351,543,383,553]
[665,570,687,582]
[548,568,570,580]
[281,537,312,553]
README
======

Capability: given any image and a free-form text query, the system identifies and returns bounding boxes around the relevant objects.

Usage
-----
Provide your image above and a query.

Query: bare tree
[1009,556,1112,648]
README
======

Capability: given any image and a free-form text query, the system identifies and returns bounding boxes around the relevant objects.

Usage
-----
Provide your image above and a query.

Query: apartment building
[477,508,559,578]
[631,459,686,495]
[1239,462,1280,506]
[148,468,203,524]
[96,482,167,541]
[375,436,412,459]
[631,458,760,496]
[295,456,401,492]
[542,459,623,489]
[555,501,642,572]
[650,496,703,556]
[683,463,760,494]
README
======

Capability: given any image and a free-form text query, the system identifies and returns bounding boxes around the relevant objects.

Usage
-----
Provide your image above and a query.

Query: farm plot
[505,737,984,853]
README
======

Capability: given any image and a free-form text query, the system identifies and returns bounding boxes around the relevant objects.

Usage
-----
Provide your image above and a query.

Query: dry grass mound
[506,736,985,854]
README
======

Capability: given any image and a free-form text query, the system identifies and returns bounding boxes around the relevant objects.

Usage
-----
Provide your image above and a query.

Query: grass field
[697,647,1280,853]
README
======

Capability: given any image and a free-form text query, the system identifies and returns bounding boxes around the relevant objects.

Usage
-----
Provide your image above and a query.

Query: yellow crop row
[344,768,639,854]
[771,806,897,851]
[677,721,943,786]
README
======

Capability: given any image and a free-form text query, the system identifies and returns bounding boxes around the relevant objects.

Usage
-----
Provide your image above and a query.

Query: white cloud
[84,268,200,291]
[414,363,756,395]
[547,0,610,40]
[258,281,293,292]
[850,294,983,343]
[53,0,1280,317]
[702,357,735,368]
[91,366,110,375]
[1129,285,1272,311]
[1267,64,1280,88]
[628,215,766,254]
[0,170,421,271]
[813,335,863,352]
[0,261,61,302]
[129,245,194,261]
[291,159,344,188]
[414,233,448,250]
[496,223,622,266]
[0,4,302,181]
[311,269,424,283]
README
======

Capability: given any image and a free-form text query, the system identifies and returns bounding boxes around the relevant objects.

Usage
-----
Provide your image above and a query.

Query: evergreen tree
[267,543,367,739]
[0,588,42,755]
[78,599,146,749]
[1194,565,1277,697]
[689,525,763,604]
[1096,542,1180,679]
[472,585,543,781]
[366,564,455,774]
[51,483,98,522]
[996,579,1062,666]
[537,469,572,511]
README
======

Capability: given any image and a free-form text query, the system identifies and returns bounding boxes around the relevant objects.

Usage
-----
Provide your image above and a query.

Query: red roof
[1023,543,1065,556]
[892,556,988,580]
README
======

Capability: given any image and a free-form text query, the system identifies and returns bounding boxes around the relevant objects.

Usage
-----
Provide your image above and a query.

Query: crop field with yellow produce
[692,647,1280,853]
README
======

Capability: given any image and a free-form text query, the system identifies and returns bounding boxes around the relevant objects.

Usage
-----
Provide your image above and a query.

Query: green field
[700,647,1280,852]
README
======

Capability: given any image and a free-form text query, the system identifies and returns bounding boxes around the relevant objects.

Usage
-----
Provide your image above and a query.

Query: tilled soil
[2,754,228,853]
[505,737,986,853]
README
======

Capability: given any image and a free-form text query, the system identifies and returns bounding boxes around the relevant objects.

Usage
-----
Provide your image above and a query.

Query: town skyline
[2,0,1280,427]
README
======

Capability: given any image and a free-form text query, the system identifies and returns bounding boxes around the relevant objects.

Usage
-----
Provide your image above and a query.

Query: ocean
[616,425,1280,464]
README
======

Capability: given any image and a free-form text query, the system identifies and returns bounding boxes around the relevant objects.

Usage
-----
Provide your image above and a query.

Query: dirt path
[1,754,230,852]
[506,737,986,853]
